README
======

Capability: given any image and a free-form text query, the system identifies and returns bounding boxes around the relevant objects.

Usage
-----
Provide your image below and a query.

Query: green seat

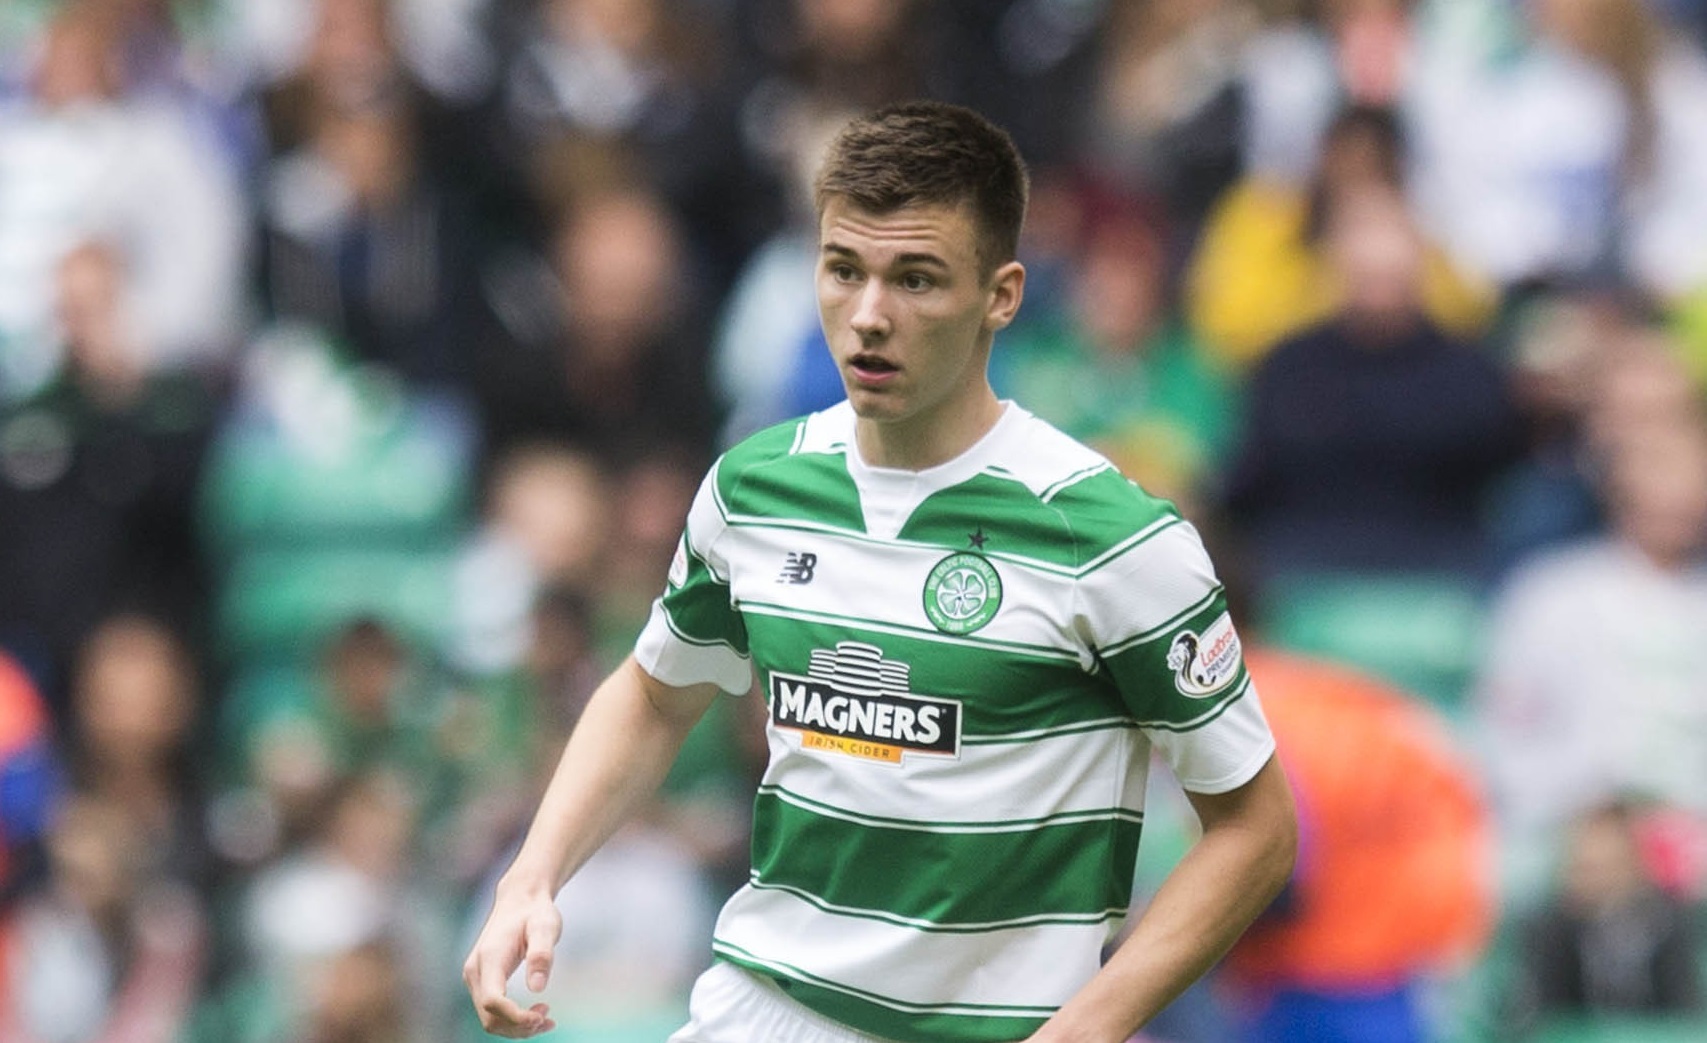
[200,398,474,556]
[1529,1016,1707,1043]
[1255,571,1486,714]
[198,330,475,562]
[213,545,456,666]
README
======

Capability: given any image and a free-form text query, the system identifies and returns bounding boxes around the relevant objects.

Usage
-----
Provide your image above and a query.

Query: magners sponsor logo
[768,641,961,764]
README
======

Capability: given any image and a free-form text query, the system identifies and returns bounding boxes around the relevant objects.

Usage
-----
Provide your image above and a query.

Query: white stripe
[1077,521,1222,649]
[727,523,1219,662]
[1038,461,1113,503]
[712,885,1106,1012]
[742,602,1079,663]
[964,715,1136,743]
[1150,679,1275,794]
[761,720,1146,826]
[727,526,1088,657]
[689,460,735,582]
[1076,514,1182,575]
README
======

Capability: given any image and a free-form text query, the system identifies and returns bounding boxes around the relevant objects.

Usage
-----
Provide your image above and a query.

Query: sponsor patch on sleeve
[1165,612,1243,698]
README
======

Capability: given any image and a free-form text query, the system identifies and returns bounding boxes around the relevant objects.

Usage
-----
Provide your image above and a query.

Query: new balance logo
[777,552,817,585]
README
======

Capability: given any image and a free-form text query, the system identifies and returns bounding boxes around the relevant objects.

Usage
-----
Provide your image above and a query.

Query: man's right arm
[462,656,722,1039]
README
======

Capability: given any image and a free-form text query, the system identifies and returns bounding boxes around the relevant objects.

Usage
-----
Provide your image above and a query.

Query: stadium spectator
[1077,0,1253,260]
[449,443,611,681]
[439,586,606,891]
[1481,285,1631,573]
[1473,346,1707,844]
[1509,800,1703,1025]
[474,187,720,466]
[256,63,487,388]
[215,767,437,1043]
[0,241,219,705]
[1410,0,1707,298]
[67,615,208,889]
[712,102,861,448]
[1223,183,1524,587]
[496,0,759,287]
[296,938,416,1043]
[1186,103,1494,370]
[0,0,245,403]
[222,617,457,871]
[0,791,206,1043]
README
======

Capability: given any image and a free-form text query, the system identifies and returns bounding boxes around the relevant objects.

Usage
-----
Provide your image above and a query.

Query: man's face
[816,196,1021,431]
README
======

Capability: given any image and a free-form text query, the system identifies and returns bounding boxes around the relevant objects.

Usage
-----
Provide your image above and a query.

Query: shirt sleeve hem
[634,601,754,695]
[1177,736,1277,796]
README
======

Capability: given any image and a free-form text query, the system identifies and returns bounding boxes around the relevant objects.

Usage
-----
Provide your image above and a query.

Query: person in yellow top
[1186,104,1496,371]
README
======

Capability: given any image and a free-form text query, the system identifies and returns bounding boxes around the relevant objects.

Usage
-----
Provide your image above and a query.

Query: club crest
[922,552,1002,635]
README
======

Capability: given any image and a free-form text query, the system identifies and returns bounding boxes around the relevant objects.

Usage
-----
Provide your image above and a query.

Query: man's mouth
[850,354,899,375]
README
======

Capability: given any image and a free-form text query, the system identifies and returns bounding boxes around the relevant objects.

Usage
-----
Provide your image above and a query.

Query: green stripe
[712,949,1054,1043]
[710,420,1184,576]
[750,790,1141,925]
[660,546,749,653]
[897,472,1079,566]
[659,603,745,652]
[744,613,1133,738]
[1129,675,1253,734]
[717,419,806,495]
[724,453,867,533]
[1046,469,1182,568]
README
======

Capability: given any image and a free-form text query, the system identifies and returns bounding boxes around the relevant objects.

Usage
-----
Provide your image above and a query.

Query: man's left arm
[1027,755,1297,1043]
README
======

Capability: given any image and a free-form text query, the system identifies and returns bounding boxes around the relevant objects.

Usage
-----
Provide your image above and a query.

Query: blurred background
[0,0,1704,1040]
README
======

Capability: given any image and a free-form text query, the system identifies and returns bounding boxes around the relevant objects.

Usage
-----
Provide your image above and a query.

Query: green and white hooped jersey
[634,402,1274,1043]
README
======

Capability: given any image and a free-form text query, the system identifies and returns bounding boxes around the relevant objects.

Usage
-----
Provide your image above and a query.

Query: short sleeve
[1076,519,1274,793]
[633,461,754,695]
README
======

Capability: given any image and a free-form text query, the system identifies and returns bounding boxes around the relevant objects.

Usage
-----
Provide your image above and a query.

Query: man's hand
[458,659,722,1037]
[463,880,564,1038]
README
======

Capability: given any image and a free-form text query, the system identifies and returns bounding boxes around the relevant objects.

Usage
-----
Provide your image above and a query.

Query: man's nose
[850,280,891,342]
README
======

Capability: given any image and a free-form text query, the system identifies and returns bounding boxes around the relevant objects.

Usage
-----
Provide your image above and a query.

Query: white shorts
[667,961,895,1043]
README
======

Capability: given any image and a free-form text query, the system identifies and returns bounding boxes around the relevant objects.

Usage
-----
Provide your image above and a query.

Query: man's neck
[854,388,1005,471]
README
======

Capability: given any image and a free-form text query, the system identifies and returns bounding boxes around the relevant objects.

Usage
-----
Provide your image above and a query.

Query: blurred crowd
[0,0,1705,1041]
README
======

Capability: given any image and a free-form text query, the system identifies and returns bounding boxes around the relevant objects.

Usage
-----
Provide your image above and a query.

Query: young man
[464,101,1296,1043]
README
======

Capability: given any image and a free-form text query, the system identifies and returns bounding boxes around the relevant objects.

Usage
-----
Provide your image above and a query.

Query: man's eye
[901,272,934,292]
[831,264,861,283]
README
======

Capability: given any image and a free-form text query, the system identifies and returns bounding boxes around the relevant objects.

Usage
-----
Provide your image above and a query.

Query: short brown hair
[814,101,1029,278]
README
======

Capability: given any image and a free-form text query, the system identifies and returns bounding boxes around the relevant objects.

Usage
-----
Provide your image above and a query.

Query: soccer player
[464,101,1297,1043]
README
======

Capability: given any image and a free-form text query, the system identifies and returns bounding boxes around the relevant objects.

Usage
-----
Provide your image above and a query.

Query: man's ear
[984,260,1026,333]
